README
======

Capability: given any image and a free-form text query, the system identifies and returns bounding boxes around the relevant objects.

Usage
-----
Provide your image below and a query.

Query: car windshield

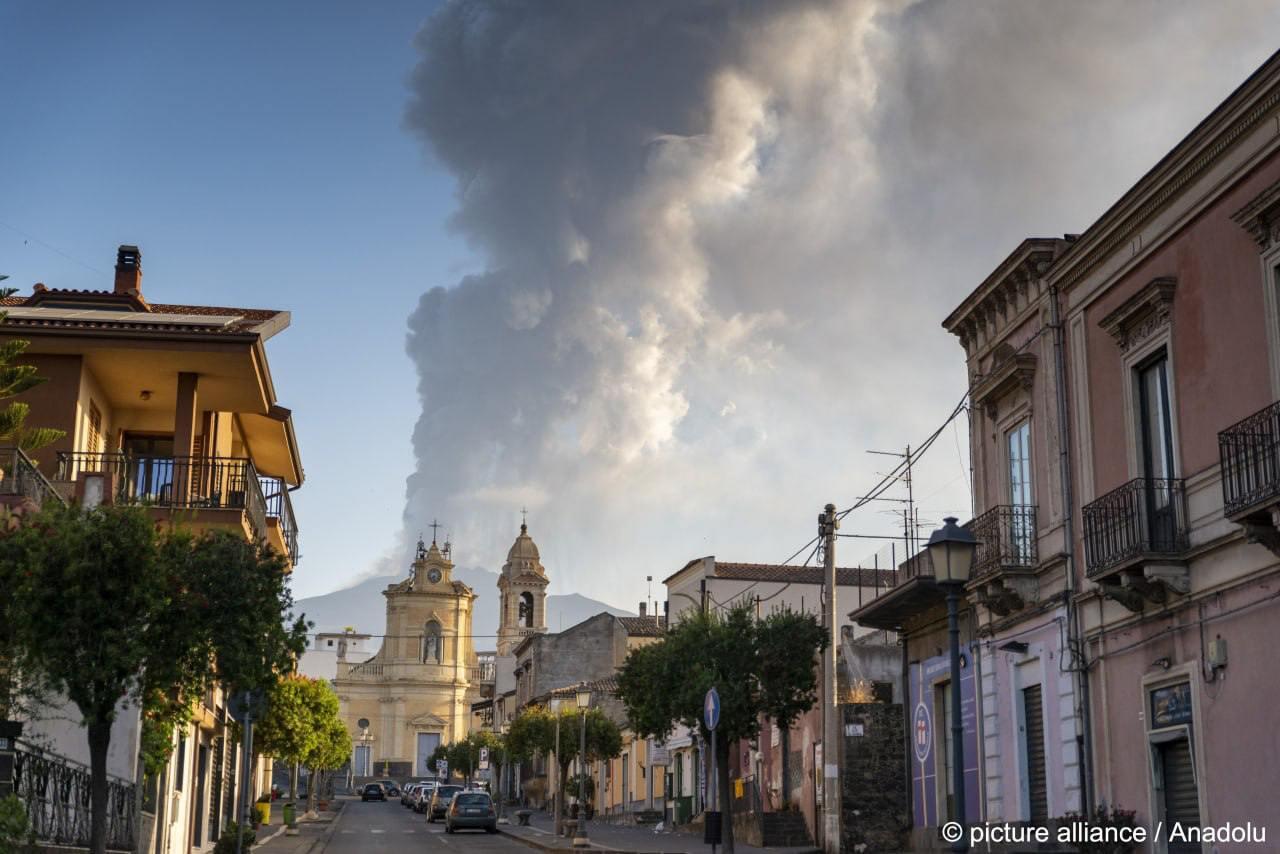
[437,786,463,797]
[455,793,491,806]
[363,785,380,792]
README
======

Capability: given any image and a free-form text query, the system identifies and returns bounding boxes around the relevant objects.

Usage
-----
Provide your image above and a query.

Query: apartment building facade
[1,244,304,854]
[1056,52,1280,851]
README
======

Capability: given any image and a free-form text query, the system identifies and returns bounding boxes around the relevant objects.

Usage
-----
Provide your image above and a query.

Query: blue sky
[1,1,471,598]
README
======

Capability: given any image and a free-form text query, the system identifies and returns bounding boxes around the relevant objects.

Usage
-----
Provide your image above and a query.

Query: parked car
[400,783,418,807]
[375,778,401,797]
[361,783,386,802]
[426,784,464,822]
[445,791,497,834]
[413,781,438,813]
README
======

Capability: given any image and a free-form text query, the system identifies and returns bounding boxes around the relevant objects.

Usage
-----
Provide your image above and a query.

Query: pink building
[1057,51,1280,852]
[856,48,1280,853]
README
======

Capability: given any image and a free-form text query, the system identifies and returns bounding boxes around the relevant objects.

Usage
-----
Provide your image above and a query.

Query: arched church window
[519,592,534,628]
[423,621,443,663]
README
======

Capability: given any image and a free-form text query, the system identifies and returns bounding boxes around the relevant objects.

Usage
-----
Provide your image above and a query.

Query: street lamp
[926,516,977,853]
[499,720,511,824]
[573,682,591,849]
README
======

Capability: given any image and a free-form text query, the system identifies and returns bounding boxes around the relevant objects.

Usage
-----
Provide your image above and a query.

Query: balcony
[0,447,64,508]
[1219,399,1280,555]
[847,548,943,631]
[259,475,300,564]
[341,658,495,685]
[1083,477,1189,610]
[55,452,271,550]
[968,504,1038,616]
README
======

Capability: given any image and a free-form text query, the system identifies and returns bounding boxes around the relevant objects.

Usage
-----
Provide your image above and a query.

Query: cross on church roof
[429,519,441,544]
[520,507,528,532]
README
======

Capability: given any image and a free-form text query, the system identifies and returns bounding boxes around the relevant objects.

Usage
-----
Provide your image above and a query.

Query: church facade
[335,537,489,779]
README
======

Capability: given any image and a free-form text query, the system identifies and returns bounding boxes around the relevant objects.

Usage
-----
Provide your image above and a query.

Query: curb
[303,799,347,854]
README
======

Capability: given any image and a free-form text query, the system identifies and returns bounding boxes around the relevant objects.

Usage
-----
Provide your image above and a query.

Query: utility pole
[819,503,841,854]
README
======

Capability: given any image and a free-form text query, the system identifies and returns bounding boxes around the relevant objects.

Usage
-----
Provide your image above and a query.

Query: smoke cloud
[400,0,1280,604]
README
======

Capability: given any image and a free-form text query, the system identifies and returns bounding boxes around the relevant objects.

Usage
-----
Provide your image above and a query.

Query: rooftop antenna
[867,445,917,556]
[646,575,654,621]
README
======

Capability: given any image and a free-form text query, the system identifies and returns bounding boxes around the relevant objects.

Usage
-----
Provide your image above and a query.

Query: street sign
[704,686,720,731]
[478,747,490,771]
[228,689,266,724]
[436,759,448,777]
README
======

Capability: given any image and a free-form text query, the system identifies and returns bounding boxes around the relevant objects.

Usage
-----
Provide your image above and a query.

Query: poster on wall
[908,644,980,828]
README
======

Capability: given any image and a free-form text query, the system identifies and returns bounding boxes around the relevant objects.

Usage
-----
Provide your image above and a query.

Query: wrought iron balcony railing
[259,475,300,563]
[56,452,269,544]
[970,504,1038,579]
[1219,399,1280,518]
[0,446,63,507]
[1083,477,1188,579]
[13,739,137,851]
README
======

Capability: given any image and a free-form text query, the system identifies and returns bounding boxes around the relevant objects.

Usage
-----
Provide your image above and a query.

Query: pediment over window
[1232,177,1280,249]
[971,350,1036,419]
[1099,276,1176,352]
[408,711,449,728]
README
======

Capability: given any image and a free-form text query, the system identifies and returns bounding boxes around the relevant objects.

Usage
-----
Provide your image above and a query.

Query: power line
[0,220,107,275]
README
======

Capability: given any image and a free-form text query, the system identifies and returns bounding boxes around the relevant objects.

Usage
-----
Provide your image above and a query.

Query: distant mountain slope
[295,565,632,649]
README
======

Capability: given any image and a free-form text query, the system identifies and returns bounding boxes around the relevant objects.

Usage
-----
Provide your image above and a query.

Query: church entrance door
[417,733,441,777]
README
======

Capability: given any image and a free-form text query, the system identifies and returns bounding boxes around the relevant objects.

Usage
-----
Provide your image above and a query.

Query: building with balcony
[938,236,1088,837]
[334,535,491,780]
[1055,50,1280,847]
[0,244,305,853]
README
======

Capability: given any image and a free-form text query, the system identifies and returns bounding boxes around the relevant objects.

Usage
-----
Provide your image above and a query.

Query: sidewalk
[499,809,819,854]
[251,798,346,854]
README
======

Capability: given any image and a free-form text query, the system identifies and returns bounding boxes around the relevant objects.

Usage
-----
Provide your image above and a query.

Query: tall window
[1137,353,1177,547]
[87,402,103,454]
[423,621,443,663]
[1007,421,1033,561]
[519,592,535,627]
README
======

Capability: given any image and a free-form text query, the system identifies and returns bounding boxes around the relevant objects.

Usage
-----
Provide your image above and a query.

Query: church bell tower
[496,514,549,657]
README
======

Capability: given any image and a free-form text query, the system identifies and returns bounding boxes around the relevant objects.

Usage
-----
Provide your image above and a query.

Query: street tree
[0,291,64,723]
[550,705,622,819]
[615,603,827,854]
[2,504,308,854]
[254,676,342,802]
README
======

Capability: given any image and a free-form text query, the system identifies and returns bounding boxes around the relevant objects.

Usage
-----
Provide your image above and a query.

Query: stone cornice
[1050,57,1280,293]
[1099,276,1177,352]
[944,238,1068,356]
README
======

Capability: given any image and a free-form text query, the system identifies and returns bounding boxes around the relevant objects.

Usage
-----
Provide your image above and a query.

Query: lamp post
[499,720,511,824]
[926,516,977,854]
[573,682,591,849]
[552,696,563,836]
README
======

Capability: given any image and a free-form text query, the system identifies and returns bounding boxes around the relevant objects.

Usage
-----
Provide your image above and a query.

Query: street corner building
[851,50,1280,853]
[335,533,496,781]
[0,243,305,853]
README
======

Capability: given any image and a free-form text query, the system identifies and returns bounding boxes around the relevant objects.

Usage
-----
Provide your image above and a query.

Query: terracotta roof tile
[617,616,667,636]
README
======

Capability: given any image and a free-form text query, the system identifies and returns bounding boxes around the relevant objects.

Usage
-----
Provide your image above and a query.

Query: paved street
[323,798,525,853]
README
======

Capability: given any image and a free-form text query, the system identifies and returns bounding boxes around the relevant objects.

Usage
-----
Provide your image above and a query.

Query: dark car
[445,791,497,834]
[375,779,401,797]
[361,783,386,802]
[426,784,463,822]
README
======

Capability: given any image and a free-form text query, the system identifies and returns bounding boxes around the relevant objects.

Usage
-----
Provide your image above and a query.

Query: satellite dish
[358,718,370,729]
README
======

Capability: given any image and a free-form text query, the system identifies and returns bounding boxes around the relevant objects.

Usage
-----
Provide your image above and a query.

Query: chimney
[639,602,647,617]
[114,245,141,295]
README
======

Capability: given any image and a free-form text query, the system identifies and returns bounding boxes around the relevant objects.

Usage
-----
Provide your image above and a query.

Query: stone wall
[841,703,907,853]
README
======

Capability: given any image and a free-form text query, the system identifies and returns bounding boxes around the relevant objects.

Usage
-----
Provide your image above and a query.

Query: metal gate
[1022,685,1048,821]
[1158,738,1200,854]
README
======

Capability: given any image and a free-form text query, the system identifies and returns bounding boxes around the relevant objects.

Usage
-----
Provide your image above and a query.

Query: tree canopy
[615,602,827,853]
[1,503,309,853]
